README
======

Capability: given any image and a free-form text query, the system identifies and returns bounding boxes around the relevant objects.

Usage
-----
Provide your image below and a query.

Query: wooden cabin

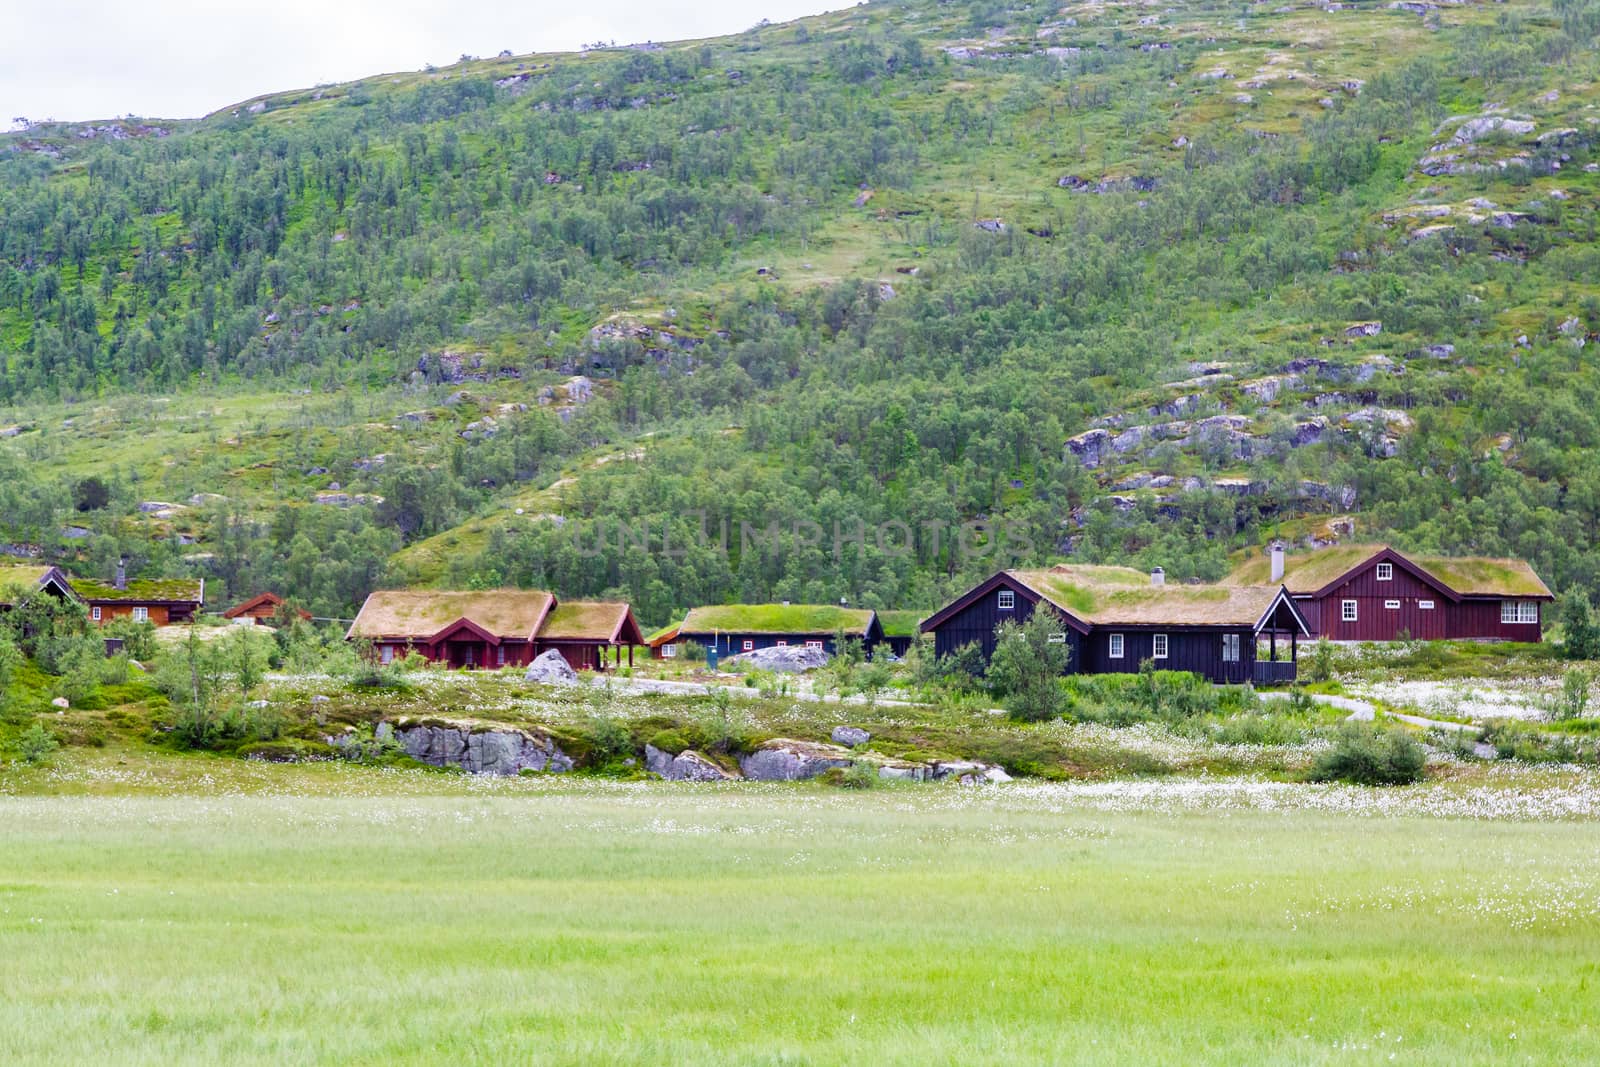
[71,564,203,627]
[346,589,641,672]
[1224,543,1554,642]
[877,610,927,658]
[223,592,312,625]
[921,564,1308,686]
[533,600,644,671]
[646,623,681,659]
[0,564,79,608]
[678,604,884,659]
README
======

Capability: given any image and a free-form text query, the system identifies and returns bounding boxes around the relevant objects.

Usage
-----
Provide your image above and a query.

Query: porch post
[1291,632,1298,662]
[1270,628,1277,663]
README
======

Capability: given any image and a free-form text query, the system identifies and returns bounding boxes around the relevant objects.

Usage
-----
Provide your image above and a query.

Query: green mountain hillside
[4,0,1600,623]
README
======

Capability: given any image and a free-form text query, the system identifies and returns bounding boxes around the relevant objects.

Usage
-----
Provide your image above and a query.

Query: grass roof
[1224,545,1552,598]
[539,601,636,641]
[645,623,681,645]
[349,589,553,640]
[71,576,204,603]
[877,610,927,637]
[0,564,54,590]
[1011,566,1285,627]
[680,604,877,636]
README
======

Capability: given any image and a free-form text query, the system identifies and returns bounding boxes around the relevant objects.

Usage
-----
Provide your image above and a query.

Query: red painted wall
[1299,559,1544,641]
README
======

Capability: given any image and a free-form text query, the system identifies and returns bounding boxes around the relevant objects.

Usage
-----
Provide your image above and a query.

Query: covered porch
[1252,591,1310,686]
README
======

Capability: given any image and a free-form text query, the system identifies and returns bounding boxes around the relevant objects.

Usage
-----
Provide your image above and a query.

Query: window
[1384,599,1401,610]
[1376,562,1393,582]
[1109,634,1124,659]
[496,645,506,667]
[662,643,677,658]
[742,640,754,651]
[1341,600,1358,623]
[1221,633,1240,662]
[1047,632,1066,645]
[379,645,394,664]
[775,639,788,647]
[91,606,101,622]
[1501,601,1540,624]
[998,590,1015,611]
[132,606,149,623]
[1153,634,1169,660]
[1419,600,1435,610]
[805,640,823,649]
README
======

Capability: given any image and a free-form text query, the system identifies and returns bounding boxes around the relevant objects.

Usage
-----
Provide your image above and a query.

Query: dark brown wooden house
[921,564,1308,685]
[347,589,641,671]
[71,563,203,627]
[1224,544,1554,642]
[223,592,312,625]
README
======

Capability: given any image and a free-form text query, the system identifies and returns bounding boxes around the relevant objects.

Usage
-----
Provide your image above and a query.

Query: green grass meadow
[2,782,1597,1064]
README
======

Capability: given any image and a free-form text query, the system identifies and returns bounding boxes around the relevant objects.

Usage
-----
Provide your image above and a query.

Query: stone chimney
[1270,542,1285,584]
[1150,566,1165,587]
[114,557,127,591]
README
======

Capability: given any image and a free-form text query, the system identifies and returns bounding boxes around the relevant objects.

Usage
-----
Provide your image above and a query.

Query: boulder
[398,723,572,776]
[930,759,1011,784]
[738,738,855,781]
[51,696,69,709]
[831,725,871,747]
[524,649,579,686]
[645,744,738,781]
[721,644,830,673]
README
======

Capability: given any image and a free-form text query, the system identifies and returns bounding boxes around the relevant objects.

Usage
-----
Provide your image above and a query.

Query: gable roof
[1224,544,1552,599]
[877,610,927,638]
[223,592,312,620]
[645,623,681,648]
[538,601,644,644]
[71,575,204,605]
[923,565,1307,634]
[348,589,555,641]
[680,603,879,637]
[0,564,79,605]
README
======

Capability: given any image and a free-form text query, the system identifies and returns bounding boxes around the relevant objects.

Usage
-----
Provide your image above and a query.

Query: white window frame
[132,606,149,623]
[805,639,823,649]
[1376,562,1393,582]
[662,642,677,658]
[91,606,101,621]
[1047,632,1066,645]
[379,645,394,664]
[1341,600,1358,623]
[496,645,506,667]
[1501,601,1539,625]
[1419,600,1435,610]
[997,590,1015,611]
[1109,633,1124,659]
[742,639,754,651]
[1221,633,1240,662]
[1384,599,1401,610]
[1153,633,1169,660]
[775,639,788,647]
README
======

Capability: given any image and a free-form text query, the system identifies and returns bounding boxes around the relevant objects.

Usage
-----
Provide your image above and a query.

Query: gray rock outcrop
[738,738,855,780]
[645,744,738,781]
[831,725,871,747]
[721,644,830,673]
[397,723,573,775]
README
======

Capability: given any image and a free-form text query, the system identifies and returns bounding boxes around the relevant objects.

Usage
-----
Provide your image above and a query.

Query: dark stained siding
[1080,627,1255,685]
[684,632,871,657]
[1450,599,1544,641]
[928,578,1042,662]
[1309,560,1453,641]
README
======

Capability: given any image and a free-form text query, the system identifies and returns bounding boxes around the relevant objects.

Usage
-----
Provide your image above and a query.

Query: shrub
[583,712,634,766]
[648,729,689,755]
[987,608,1071,722]
[840,762,879,790]
[237,740,338,762]
[1305,639,1337,683]
[1561,592,1600,660]
[1557,667,1592,721]
[17,721,58,765]
[1308,724,1426,785]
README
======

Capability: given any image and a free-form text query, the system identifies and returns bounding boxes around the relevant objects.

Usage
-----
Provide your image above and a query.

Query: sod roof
[679,604,877,636]
[1223,545,1552,598]
[70,576,204,603]
[645,623,681,646]
[0,564,56,590]
[539,601,642,643]
[877,610,927,637]
[349,589,554,640]
[1010,565,1290,628]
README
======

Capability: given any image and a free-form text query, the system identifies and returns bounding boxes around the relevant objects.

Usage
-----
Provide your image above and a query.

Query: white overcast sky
[6,0,841,124]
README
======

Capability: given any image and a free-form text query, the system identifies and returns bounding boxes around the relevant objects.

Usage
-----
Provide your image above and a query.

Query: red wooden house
[223,592,312,625]
[70,562,204,627]
[347,589,642,671]
[1223,544,1553,642]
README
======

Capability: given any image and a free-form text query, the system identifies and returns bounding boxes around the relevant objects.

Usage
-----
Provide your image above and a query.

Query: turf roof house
[921,564,1308,685]
[1225,543,1554,642]
[347,589,643,671]
[0,564,79,608]
[71,561,203,626]
[222,592,311,625]
[677,604,885,658]
[877,610,927,657]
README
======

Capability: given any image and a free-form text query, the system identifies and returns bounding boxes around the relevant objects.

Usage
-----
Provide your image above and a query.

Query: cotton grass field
[3,772,1599,1064]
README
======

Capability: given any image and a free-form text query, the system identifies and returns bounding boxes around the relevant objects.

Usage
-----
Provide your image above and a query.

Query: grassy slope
[0,786,1596,1064]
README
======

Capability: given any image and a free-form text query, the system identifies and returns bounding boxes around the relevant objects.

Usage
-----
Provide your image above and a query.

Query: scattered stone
[831,726,872,747]
[721,644,830,673]
[645,744,739,781]
[51,696,69,709]
[397,722,573,775]
[738,738,855,781]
